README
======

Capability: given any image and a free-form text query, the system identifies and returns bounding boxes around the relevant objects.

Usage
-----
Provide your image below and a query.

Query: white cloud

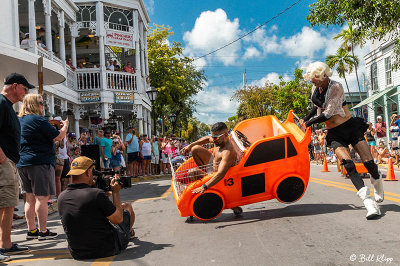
[249,72,291,87]
[280,27,327,57]
[243,47,261,60]
[183,9,241,66]
[194,86,239,124]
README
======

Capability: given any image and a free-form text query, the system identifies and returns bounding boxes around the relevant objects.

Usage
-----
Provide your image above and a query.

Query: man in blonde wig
[301,62,384,220]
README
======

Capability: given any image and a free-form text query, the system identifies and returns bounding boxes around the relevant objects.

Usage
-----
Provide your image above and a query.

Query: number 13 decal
[224,178,234,186]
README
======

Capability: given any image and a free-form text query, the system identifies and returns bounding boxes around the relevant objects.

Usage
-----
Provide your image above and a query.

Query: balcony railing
[36,44,66,67]
[76,68,101,90]
[106,71,137,91]
[66,66,75,89]
[37,45,52,60]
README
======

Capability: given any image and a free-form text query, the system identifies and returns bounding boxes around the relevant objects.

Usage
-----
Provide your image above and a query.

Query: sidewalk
[12,173,172,229]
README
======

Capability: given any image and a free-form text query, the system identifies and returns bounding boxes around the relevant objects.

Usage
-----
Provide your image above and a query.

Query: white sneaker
[370,174,384,203]
[160,171,164,175]
[357,186,381,219]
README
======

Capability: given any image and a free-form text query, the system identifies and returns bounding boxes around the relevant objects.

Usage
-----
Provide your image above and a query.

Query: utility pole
[243,69,247,89]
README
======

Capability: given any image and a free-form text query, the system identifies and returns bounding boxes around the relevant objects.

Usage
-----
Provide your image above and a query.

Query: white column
[133,10,141,75]
[96,2,106,89]
[70,23,78,68]
[139,22,145,79]
[58,11,66,63]
[43,0,52,55]
[139,119,144,135]
[138,105,144,135]
[148,111,152,137]
[144,30,149,76]
[120,122,124,142]
[28,0,37,54]
[74,117,80,139]
[48,94,54,118]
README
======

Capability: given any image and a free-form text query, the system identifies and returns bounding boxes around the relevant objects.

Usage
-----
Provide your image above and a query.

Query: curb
[12,174,172,230]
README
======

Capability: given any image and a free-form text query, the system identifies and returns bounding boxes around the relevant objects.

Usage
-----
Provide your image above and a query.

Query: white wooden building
[354,37,400,142]
[1,0,153,139]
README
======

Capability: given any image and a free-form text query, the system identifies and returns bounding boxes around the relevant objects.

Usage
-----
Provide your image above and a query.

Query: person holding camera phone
[58,156,135,260]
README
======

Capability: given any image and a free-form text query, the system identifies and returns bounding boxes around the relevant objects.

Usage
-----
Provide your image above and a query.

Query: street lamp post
[169,113,177,134]
[146,86,158,136]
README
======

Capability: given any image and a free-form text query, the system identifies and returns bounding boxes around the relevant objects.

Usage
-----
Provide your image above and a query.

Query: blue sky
[144,0,369,124]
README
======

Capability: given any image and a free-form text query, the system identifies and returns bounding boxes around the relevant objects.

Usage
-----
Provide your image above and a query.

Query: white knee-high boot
[357,186,381,219]
[370,173,384,203]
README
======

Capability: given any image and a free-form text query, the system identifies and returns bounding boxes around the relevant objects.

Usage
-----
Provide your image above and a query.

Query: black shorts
[127,152,139,162]
[112,210,131,255]
[326,117,368,150]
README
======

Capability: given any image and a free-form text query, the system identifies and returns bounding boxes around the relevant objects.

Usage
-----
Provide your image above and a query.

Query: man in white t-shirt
[125,127,139,177]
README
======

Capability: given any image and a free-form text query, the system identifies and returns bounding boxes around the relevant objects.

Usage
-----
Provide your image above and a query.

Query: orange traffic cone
[321,157,330,172]
[385,157,398,181]
[336,160,341,172]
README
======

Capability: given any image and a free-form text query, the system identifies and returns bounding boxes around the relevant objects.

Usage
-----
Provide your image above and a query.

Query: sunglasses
[39,101,44,106]
[211,133,226,141]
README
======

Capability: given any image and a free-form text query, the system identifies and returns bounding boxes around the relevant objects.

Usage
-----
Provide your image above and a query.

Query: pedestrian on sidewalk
[140,135,152,176]
[0,73,33,261]
[17,94,69,241]
[151,136,160,175]
[375,115,387,145]
[125,127,139,177]
[301,62,384,220]
[366,122,377,161]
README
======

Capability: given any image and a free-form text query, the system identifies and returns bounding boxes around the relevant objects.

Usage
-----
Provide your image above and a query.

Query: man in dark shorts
[0,73,33,262]
[58,156,135,260]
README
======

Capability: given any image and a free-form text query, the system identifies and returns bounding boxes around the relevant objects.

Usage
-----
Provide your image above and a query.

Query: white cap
[54,116,62,121]
[377,115,382,119]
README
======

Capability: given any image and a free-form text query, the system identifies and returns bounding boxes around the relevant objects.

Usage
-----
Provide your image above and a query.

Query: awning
[0,42,66,87]
[389,86,400,97]
[352,86,397,109]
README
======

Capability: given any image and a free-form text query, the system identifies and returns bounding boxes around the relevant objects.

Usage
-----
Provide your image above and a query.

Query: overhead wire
[193,0,302,60]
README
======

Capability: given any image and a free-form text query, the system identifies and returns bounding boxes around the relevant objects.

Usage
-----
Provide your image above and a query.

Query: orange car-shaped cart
[170,111,311,221]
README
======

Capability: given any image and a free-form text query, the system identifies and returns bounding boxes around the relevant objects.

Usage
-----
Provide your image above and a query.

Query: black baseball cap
[4,73,35,89]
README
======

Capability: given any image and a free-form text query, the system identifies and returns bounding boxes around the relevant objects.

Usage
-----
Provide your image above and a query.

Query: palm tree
[334,22,366,115]
[326,47,359,110]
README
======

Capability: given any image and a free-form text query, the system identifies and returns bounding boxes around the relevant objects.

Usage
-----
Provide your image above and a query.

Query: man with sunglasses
[0,73,33,261]
[181,122,237,195]
[58,156,135,260]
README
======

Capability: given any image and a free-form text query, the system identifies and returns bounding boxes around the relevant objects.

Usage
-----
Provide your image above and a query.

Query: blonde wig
[18,93,43,117]
[303,61,333,81]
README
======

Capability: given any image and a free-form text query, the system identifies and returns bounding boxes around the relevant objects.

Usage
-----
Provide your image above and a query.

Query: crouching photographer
[58,156,135,260]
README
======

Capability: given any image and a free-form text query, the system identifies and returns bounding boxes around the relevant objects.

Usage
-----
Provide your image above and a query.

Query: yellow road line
[29,249,69,255]
[310,179,400,203]
[132,186,172,203]
[311,177,400,198]
[91,255,116,266]
[5,254,72,264]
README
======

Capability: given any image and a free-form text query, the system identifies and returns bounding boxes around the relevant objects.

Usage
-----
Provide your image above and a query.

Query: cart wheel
[233,207,243,216]
[186,216,194,223]
[193,193,224,220]
[275,176,305,203]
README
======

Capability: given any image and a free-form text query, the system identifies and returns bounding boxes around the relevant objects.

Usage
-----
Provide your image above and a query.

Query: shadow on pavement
[182,203,386,228]
[120,182,171,202]
[112,238,174,261]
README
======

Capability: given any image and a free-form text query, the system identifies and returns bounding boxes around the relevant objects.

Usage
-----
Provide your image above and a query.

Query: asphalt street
[4,164,400,266]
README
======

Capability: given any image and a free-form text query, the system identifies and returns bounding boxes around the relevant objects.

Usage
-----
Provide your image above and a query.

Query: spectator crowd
[309,114,400,166]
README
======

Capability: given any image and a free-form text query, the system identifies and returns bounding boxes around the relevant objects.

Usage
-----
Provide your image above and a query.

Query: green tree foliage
[147,24,206,133]
[326,47,359,108]
[233,69,312,121]
[334,22,364,108]
[307,0,400,68]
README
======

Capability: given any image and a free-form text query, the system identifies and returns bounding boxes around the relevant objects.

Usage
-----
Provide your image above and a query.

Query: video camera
[92,169,132,191]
